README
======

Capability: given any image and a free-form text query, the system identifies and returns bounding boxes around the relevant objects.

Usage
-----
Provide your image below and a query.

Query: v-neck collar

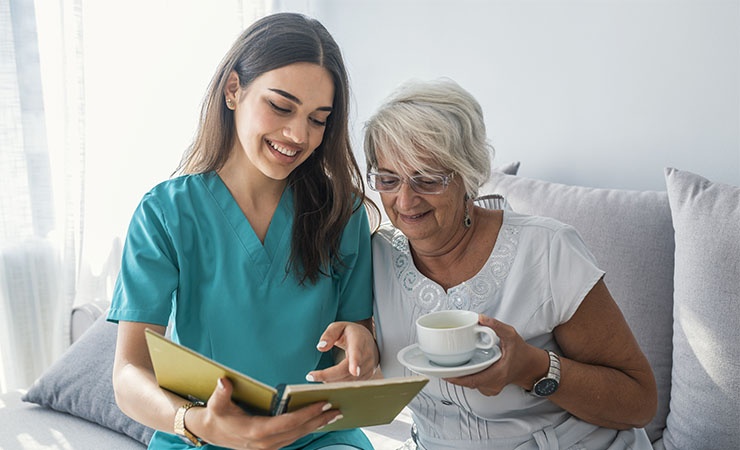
[201,172,292,277]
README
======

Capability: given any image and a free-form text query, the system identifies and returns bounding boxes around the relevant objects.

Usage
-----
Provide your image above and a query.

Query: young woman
[109,13,379,450]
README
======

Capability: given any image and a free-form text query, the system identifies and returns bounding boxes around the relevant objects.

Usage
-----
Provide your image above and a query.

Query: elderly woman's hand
[444,314,544,396]
[304,320,379,383]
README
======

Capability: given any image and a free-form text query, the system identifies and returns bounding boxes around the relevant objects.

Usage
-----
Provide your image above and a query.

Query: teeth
[267,140,297,157]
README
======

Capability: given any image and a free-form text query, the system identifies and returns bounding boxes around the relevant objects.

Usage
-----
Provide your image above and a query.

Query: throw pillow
[482,172,674,442]
[493,160,520,176]
[22,315,154,445]
[662,168,740,449]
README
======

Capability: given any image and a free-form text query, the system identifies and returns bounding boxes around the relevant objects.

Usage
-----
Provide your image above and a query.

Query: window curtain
[0,0,83,393]
[1,0,276,394]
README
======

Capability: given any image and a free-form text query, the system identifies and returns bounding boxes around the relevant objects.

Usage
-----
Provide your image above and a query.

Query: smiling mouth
[266,139,299,157]
[400,211,429,221]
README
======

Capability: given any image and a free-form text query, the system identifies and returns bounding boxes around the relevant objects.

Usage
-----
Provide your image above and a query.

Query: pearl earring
[226,98,234,109]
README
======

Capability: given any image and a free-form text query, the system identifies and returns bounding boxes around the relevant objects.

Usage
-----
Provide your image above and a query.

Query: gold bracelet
[174,402,203,447]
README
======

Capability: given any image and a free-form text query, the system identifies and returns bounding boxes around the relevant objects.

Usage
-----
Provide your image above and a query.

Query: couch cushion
[22,315,154,445]
[482,172,674,442]
[662,168,740,449]
[0,389,145,449]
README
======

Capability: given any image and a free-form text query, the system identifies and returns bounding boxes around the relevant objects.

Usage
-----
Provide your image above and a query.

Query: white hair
[363,78,494,197]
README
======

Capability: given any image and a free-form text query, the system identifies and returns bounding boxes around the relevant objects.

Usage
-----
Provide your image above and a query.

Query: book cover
[145,329,428,431]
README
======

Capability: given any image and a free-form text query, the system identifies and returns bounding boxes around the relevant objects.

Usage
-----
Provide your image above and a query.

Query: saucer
[397,344,502,378]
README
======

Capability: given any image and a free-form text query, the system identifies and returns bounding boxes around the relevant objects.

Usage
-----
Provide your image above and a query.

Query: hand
[191,378,343,450]
[305,320,379,382]
[444,315,544,396]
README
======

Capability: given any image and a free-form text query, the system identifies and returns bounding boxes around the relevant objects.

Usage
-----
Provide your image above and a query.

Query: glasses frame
[366,171,455,195]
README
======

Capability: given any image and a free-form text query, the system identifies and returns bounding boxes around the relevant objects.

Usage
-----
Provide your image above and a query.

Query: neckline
[200,172,293,273]
[392,210,511,294]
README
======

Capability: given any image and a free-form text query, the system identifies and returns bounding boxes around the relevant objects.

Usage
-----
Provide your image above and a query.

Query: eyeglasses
[366,171,455,195]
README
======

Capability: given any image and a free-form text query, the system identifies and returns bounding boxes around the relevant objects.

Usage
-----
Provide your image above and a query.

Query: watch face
[534,378,559,397]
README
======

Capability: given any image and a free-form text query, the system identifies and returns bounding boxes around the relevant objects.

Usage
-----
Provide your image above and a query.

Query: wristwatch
[174,402,204,447]
[530,350,561,397]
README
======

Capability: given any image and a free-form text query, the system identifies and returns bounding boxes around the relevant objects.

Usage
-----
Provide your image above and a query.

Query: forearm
[547,355,657,429]
[545,280,658,429]
[112,359,186,433]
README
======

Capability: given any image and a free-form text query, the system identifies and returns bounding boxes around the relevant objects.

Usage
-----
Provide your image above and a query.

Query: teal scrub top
[108,172,374,449]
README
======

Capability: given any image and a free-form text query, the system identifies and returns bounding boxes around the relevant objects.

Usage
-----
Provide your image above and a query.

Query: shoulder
[504,211,595,269]
[141,173,211,210]
[147,173,207,198]
[504,210,569,232]
[342,199,372,234]
[372,222,407,251]
[373,222,399,240]
[501,211,591,257]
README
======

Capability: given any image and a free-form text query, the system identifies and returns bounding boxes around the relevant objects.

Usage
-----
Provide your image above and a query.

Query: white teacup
[416,310,498,367]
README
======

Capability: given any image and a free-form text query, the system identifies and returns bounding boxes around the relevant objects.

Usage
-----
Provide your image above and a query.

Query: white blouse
[373,211,652,450]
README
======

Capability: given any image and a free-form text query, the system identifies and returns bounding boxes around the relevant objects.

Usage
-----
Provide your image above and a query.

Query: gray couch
[1,167,738,449]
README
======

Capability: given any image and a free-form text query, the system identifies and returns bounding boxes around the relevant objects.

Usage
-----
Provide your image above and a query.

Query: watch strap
[174,402,204,447]
[530,350,561,397]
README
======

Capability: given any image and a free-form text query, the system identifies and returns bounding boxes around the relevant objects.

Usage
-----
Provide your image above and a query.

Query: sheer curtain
[0,0,274,394]
[0,0,69,394]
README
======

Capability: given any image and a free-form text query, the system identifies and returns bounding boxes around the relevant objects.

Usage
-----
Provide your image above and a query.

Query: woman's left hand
[305,319,379,383]
[444,314,544,396]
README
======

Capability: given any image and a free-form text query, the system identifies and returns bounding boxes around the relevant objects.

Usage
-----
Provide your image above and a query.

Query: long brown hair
[176,12,378,284]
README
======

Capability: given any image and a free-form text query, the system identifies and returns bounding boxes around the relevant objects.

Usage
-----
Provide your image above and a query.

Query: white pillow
[662,168,740,449]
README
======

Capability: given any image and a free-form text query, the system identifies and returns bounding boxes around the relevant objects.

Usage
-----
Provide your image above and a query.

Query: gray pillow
[22,315,154,445]
[474,160,519,200]
[494,160,520,176]
[483,172,674,443]
[662,168,740,449]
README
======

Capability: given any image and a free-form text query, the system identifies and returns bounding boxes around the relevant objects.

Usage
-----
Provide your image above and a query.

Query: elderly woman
[364,78,657,450]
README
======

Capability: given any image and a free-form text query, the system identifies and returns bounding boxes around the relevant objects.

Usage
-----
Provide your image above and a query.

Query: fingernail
[317,340,328,349]
[305,374,315,382]
[318,414,344,430]
[217,378,224,390]
[327,414,343,425]
[322,403,333,412]
[355,366,361,377]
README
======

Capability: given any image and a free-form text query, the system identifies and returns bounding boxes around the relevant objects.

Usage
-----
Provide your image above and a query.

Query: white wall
[62,0,739,251]
[284,0,740,192]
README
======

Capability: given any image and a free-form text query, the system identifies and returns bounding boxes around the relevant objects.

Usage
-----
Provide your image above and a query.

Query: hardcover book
[145,329,428,431]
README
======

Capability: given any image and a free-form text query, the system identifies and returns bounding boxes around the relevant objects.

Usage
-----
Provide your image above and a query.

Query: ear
[223,70,240,102]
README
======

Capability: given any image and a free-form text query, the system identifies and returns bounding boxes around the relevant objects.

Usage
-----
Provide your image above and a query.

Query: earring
[226,98,234,109]
[463,194,472,228]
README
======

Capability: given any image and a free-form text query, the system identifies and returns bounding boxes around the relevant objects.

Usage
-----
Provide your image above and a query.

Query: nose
[394,182,419,209]
[283,117,308,144]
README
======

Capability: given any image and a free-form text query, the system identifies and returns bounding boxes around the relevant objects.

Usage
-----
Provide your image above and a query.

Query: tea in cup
[416,310,498,367]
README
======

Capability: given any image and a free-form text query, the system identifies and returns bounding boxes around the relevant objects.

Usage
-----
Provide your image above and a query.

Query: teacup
[416,310,498,367]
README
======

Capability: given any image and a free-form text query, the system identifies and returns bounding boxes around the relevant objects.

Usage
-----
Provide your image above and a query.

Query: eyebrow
[269,88,333,112]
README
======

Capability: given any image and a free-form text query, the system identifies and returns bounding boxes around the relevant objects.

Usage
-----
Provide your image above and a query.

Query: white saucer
[397,344,502,378]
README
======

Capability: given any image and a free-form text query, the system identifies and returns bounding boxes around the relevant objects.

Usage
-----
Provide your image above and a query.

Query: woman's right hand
[187,377,342,450]
[443,315,546,396]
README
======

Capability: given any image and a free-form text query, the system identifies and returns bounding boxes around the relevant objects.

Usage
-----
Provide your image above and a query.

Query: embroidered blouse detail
[388,224,520,314]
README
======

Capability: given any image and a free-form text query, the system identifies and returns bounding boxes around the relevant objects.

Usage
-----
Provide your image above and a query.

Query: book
[144,328,428,431]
